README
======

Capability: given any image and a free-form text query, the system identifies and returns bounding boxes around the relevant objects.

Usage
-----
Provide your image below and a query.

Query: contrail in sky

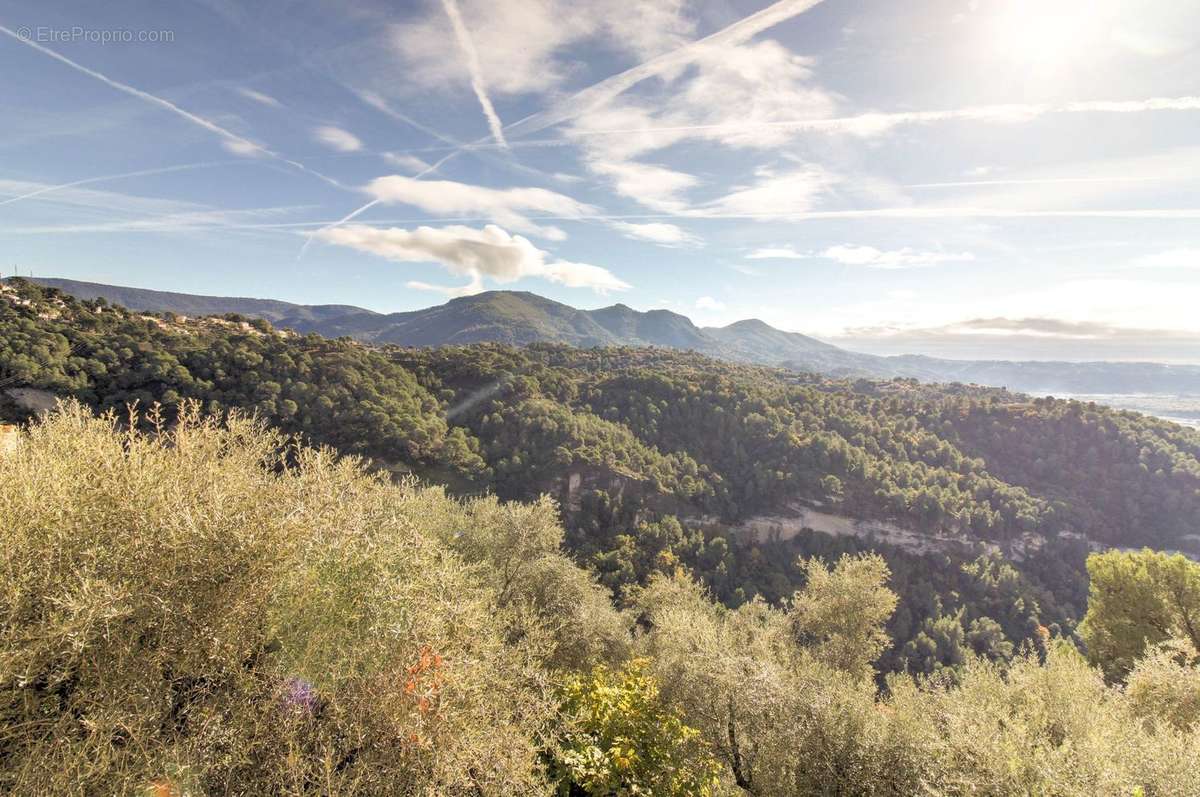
[0,162,239,208]
[438,0,508,147]
[0,23,349,191]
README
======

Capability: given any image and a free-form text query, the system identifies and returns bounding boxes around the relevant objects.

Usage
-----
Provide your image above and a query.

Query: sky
[2,0,1199,362]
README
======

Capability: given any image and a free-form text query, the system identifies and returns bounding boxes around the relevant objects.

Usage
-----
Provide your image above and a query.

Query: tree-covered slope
[6,276,1200,557]
[0,279,481,473]
[5,278,1200,676]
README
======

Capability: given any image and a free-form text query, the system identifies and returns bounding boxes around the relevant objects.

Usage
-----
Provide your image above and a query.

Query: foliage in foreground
[0,404,616,794]
[2,405,1200,795]
[547,659,722,796]
[1080,548,1200,681]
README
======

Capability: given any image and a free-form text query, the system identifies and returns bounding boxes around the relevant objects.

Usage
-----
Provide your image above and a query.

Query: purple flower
[281,676,318,713]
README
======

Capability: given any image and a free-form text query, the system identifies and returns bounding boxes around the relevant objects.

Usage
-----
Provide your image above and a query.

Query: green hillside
[4,278,1200,674]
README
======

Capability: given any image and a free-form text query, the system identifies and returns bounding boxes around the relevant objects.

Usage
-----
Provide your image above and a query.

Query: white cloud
[695,296,726,311]
[608,221,698,246]
[583,156,698,213]
[315,223,629,294]
[541,259,631,290]
[564,36,839,214]
[746,244,975,268]
[222,138,262,157]
[505,0,828,137]
[314,126,363,153]
[407,277,484,297]
[821,245,975,269]
[553,95,1200,154]
[746,246,805,260]
[236,87,282,108]
[1134,248,1200,269]
[363,174,592,239]
[392,0,693,98]
[382,152,433,174]
[664,40,838,151]
[703,166,835,217]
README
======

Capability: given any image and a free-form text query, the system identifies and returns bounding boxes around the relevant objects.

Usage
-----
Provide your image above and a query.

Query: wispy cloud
[565,38,838,213]
[504,0,830,138]
[236,87,282,108]
[820,245,975,269]
[585,158,698,213]
[731,263,766,277]
[695,296,726,311]
[383,152,432,174]
[393,0,693,98]
[439,0,507,147]
[746,246,806,259]
[608,221,699,246]
[701,166,835,217]
[407,276,485,297]
[362,175,594,239]
[0,23,347,191]
[747,244,975,268]
[439,94,1200,152]
[313,126,363,153]
[315,223,629,294]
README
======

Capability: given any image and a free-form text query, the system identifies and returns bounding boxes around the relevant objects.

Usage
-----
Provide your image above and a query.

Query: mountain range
[27,277,1200,396]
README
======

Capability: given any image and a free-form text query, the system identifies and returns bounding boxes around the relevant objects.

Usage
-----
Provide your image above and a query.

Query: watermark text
[15,26,175,45]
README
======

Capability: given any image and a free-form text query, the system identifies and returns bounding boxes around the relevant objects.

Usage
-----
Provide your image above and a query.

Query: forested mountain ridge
[4,278,1200,675]
[27,276,1200,394]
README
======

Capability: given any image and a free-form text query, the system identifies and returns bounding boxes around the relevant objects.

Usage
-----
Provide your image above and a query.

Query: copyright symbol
[16,26,32,41]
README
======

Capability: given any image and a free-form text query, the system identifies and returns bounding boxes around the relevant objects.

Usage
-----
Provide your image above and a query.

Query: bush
[0,403,566,795]
[546,659,722,796]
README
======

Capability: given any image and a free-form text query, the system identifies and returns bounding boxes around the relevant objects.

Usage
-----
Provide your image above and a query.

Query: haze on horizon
[2,0,1199,363]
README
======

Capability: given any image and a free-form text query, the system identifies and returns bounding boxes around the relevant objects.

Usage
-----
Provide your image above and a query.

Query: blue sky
[2,0,1199,361]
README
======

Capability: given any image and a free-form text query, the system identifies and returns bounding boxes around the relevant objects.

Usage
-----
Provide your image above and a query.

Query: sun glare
[988,0,1117,74]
